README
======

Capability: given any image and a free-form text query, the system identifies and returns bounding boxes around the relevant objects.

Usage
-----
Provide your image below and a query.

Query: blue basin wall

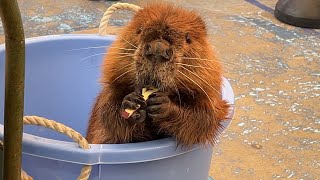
[0,34,234,180]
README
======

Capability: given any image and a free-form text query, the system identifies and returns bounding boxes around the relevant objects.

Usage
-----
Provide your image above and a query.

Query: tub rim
[0,34,234,165]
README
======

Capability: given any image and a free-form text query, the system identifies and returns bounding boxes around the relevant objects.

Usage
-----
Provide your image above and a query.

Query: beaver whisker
[171,78,182,108]
[68,45,110,51]
[81,52,135,62]
[67,46,136,51]
[109,68,135,85]
[110,47,136,51]
[110,68,136,85]
[181,57,237,67]
[181,57,221,62]
[180,66,221,95]
[114,62,136,72]
[177,70,214,110]
[85,61,135,70]
[119,36,138,49]
[115,54,135,59]
[114,52,135,55]
[175,77,193,94]
[80,52,108,61]
[68,46,136,52]
[175,63,220,72]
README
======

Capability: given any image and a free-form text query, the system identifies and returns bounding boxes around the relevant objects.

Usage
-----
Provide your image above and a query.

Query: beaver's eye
[186,33,192,44]
[137,27,143,34]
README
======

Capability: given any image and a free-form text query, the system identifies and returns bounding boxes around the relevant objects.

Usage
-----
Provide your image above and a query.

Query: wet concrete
[0,0,319,179]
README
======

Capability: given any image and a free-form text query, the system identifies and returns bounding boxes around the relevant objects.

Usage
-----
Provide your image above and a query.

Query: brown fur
[86,2,230,147]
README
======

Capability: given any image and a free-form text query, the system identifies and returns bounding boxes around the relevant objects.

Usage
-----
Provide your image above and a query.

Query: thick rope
[98,2,142,36]
[23,116,89,149]
[21,116,92,180]
[21,170,33,180]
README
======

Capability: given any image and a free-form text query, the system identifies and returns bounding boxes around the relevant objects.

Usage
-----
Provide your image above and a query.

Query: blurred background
[0,0,319,179]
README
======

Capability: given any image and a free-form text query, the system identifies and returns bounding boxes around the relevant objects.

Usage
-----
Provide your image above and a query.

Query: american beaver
[86,2,230,147]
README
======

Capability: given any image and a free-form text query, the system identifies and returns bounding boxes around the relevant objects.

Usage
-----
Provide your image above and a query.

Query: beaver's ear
[196,16,207,32]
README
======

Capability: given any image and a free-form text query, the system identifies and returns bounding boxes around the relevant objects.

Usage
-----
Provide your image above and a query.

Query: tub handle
[98,2,142,36]
[23,116,90,149]
[22,116,92,180]
[0,115,92,180]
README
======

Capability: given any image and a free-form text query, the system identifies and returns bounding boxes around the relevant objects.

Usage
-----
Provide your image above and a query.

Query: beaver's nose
[145,40,172,63]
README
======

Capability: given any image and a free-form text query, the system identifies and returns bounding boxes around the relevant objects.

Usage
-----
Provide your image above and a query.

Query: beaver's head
[121,3,210,91]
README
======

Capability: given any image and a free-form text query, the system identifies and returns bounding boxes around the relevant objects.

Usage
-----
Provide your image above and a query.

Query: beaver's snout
[144,40,173,63]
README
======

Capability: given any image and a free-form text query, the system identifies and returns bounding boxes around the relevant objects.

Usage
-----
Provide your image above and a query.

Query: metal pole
[0,0,25,179]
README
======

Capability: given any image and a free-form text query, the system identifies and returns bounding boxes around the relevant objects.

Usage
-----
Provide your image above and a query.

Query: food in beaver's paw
[121,87,158,119]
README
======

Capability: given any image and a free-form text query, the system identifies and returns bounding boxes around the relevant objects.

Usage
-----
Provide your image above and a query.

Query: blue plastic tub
[0,34,234,180]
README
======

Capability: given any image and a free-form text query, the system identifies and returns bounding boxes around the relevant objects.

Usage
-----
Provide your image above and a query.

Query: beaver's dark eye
[137,27,143,34]
[186,33,192,44]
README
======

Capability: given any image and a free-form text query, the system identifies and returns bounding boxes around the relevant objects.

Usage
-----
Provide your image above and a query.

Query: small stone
[251,143,263,149]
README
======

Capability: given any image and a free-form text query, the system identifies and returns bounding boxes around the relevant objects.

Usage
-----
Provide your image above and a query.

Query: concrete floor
[0,0,319,179]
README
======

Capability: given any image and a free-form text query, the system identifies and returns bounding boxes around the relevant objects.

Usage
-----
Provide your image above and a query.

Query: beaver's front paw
[121,92,147,123]
[146,92,172,120]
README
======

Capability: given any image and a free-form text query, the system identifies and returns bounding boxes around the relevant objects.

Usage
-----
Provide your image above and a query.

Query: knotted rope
[1,2,143,180]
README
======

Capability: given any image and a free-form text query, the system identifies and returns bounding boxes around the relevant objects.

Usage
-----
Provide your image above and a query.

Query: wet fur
[86,2,230,147]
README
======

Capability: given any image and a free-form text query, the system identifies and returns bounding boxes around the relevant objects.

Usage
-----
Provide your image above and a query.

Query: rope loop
[98,2,142,36]
[21,116,91,180]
